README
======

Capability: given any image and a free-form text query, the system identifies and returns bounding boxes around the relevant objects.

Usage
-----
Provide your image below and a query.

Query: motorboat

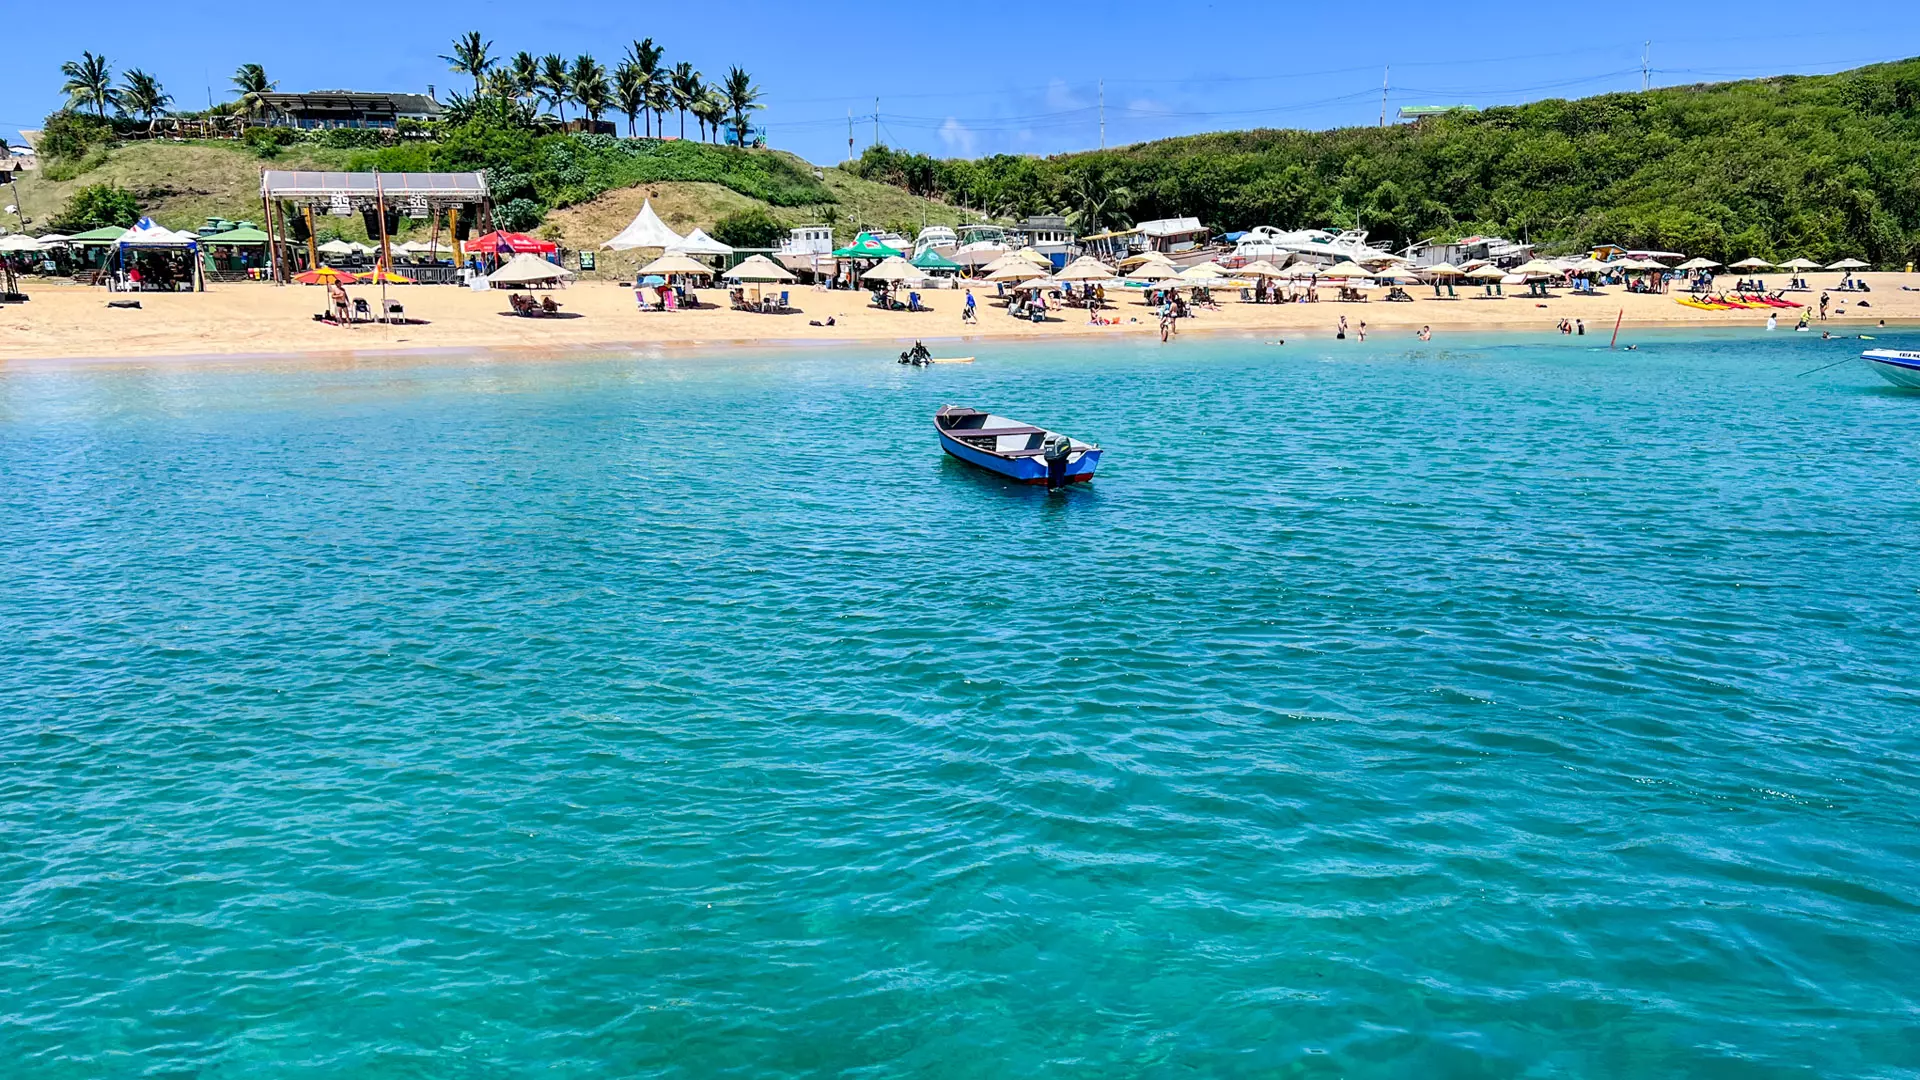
[1861,349,1920,388]
[935,405,1100,488]
[913,226,958,259]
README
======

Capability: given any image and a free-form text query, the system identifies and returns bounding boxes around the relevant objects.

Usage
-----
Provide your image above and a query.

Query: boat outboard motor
[1042,433,1073,489]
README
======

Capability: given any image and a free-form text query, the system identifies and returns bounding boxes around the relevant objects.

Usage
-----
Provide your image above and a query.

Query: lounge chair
[383,299,406,324]
[351,298,373,322]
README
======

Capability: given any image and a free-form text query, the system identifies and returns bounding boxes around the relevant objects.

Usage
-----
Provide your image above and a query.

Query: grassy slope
[12,142,976,266]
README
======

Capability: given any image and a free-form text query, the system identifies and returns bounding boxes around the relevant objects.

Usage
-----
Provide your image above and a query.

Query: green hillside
[847,58,1920,265]
[11,136,972,250]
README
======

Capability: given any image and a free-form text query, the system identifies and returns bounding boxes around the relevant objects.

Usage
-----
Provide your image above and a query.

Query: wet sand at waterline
[2,273,1914,363]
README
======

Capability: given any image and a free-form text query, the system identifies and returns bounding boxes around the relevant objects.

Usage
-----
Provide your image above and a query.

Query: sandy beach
[2,272,1914,363]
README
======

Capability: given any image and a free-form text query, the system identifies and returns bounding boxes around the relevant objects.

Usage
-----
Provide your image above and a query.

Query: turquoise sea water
[4,329,1920,1078]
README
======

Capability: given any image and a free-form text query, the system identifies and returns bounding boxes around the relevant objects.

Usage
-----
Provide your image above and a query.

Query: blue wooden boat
[935,405,1101,488]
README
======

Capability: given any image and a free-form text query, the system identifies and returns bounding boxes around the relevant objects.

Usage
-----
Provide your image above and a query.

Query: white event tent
[603,200,684,251]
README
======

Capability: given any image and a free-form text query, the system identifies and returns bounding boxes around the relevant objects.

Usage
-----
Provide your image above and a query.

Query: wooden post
[260,189,280,283]
[302,205,318,272]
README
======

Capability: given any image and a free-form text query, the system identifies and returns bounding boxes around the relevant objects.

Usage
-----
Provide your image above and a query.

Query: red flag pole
[1610,308,1624,349]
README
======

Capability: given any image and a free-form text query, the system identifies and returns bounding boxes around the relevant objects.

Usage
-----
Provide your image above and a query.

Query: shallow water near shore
[4,329,1920,1077]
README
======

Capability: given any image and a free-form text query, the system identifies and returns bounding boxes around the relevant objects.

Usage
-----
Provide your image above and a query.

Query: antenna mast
[1380,66,1389,126]
[1099,79,1105,149]
[873,98,880,148]
[1642,42,1651,91]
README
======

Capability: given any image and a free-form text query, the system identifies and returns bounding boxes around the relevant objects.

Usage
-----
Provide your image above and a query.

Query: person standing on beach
[963,289,976,324]
[1819,292,1830,320]
[1576,319,1585,336]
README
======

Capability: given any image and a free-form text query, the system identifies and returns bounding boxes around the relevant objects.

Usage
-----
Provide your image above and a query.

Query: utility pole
[1642,42,1651,92]
[1380,66,1389,126]
[873,97,880,148]
[1099,79,1105,149]
[847,109,853,164]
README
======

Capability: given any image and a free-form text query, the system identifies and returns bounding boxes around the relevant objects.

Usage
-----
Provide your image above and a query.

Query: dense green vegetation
[849,58,1920,265]
[49,183,139,232]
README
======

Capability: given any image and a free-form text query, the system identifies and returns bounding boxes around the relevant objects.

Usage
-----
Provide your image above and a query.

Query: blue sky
[7,2,1919,163]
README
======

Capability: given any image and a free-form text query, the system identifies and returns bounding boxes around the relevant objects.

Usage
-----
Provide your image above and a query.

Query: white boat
[1234,226,1399,267]
[1861,349,1920,388]
[913,225,958,259]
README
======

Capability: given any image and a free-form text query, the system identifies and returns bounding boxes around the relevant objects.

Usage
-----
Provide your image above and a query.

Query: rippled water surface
[5,330,1920,1078]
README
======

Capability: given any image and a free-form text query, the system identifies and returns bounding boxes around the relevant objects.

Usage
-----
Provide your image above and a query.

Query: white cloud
[938,118,977,156]
[1046,79,1087,111]
[1127,98,1170,115]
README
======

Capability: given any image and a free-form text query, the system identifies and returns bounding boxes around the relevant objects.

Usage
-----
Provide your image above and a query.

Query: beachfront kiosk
[259,170,489,284]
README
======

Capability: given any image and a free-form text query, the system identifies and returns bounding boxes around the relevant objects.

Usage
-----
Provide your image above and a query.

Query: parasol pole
[374,171,391,323]
[1609,308,1624,349]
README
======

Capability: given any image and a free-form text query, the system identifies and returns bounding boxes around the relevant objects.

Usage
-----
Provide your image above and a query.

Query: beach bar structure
[259,170,488,283]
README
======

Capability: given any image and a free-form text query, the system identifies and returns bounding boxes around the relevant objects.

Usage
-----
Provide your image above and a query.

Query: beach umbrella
[361,263,416,285]
[0,234,41,252]
[1674,257,1720,271]
[1014,247,1053,267]
[293,266,360,285]
[1728,257,1774,269]
[724,254,796,282]
[316,239,358,256]
[1418,262,1465,278]
[486,253,574,285]
[980,253,1029,274]
[861,256,923,283]
[1826,258,1869,270]
[1009,277,1062,292]
[1054,256,1118,282]
[831,232,905,259]
[639,252,715,278]
[1175,262,1230,282]
[1118,250,1173,270]
[1127,262,1178,281]
[1318,260,1377,278]
[1777,257,1821,270]
[910,247,962,272]
[1510,258,1560,277]
[986,263,1048,282]
[1466,264,1508,280]
[1237,259,1285,278]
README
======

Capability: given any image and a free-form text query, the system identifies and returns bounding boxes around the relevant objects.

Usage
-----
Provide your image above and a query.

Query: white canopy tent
[603,199,684,251]
[667,228,733,257]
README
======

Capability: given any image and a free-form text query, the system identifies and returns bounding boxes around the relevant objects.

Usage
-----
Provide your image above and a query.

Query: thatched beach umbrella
[1054,256,1118,282]
[724,254,796,282]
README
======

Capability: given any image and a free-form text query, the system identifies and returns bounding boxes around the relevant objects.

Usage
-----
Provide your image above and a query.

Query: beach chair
[908,291,923,312]
[777,291,790,312]
[383,299,406,324]
[351,298,373,323]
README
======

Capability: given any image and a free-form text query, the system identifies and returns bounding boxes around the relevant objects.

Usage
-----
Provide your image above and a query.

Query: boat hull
[938,430,1100,485]
[1862,349,1920,388]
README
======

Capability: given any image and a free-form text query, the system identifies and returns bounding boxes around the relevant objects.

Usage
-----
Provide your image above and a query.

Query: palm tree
[693,89,728,144]
[623,38,663,138]
[61,52,118,119]
[670,62,698,140]
[441,31,494,96]
[613,63,646,138]
[119,69,172,131]
[722,66,763,147]
[570,55,609,126]
[482,69,519,101]
[230,63,275,117]
[510,51,540,106]
[538,53,570,124]
[683,71,707,140]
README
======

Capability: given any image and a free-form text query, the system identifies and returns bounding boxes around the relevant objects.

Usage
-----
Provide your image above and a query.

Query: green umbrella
[831,231,904,259]
[67,226,130,244]
[910,247,961,271]
[201,226,271,244]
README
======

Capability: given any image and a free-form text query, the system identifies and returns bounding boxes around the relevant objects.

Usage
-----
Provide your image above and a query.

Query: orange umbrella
[295,266,360,285]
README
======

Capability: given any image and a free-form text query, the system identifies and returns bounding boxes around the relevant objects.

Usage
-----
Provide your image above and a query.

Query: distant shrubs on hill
[50,182,140,232]
[710,207,785,249]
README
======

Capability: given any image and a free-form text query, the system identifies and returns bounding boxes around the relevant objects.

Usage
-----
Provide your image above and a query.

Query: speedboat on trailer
[935,405,1100,488]
[1862,348,1920,388]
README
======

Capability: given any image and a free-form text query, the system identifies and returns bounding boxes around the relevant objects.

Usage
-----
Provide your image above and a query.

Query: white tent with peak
[603,200,684,251]
[668,228,734,257]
